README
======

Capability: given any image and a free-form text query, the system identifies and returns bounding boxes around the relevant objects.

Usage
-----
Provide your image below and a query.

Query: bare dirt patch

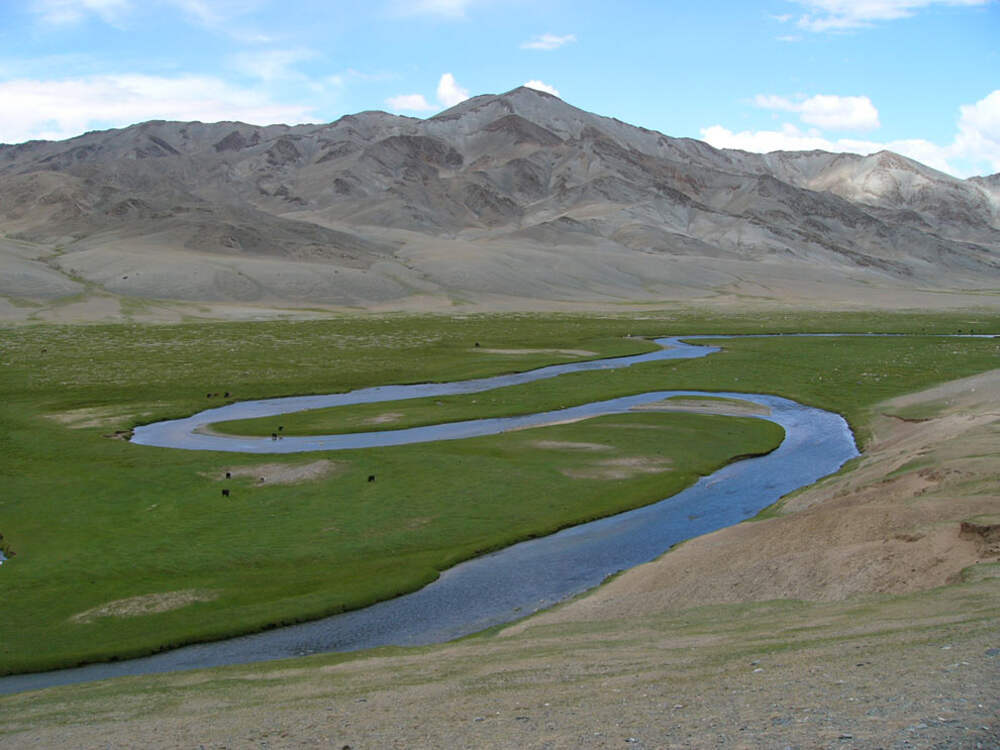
[470,347,597,356]
[531,440,613,451]
[215,460,342,485]
[561,456,672,480]
[46,405,158,429]
[70,590,218,624]
[362,411,404,425]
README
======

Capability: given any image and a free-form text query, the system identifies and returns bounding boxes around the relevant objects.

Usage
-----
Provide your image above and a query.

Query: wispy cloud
[165,0,273,42]
[0,73,315,144]
[168,0,220,26]
[31,0,132,25]
[524,80,560,97]
[784,0,993,32]
[230,48,318,83]
[754,93,880,131]
[702,89,1000,177]
[385,93,435,112]
[521,33,576,50]
[31,0,273,41]
[393,0,477,17]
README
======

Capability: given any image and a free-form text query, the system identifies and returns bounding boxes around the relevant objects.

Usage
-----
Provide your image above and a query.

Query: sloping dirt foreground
[2,374,999,749]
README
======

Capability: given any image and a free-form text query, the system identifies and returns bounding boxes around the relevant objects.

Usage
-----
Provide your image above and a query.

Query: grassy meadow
[1,310,998,674]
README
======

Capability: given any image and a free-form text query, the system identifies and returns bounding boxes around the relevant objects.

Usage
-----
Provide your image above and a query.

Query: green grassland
[211,333,1000,448]
[1,310,998,675]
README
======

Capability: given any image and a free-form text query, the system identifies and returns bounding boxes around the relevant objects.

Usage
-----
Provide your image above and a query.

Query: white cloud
[700,122,955,173]
[524,80,560,97]
[385,93,435,112]
[703,89,1000,177]
[230,48,317,83]
[31,0,131,25]
[789,0,993,32]
[954,90,1000,172]
[436,73,469,107]
[701,89,1000,177]
[754,93,880,131]
[0,74,315,144]
[521,33,576,50]
[384,73,469,115]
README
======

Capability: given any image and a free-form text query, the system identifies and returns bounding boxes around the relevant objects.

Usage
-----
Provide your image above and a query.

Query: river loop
[0,337,858,694]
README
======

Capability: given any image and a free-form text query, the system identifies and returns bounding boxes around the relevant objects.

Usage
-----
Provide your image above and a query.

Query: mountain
[1,86,998,312]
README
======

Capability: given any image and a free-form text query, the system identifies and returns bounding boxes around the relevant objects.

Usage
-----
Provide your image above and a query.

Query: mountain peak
[430,85,565,122]
[502,85,562,100]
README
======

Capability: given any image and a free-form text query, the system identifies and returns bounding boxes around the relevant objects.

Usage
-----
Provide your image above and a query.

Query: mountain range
[2,86,998,311]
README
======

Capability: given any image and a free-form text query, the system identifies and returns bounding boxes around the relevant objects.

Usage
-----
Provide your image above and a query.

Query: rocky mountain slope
[1,86,998,310]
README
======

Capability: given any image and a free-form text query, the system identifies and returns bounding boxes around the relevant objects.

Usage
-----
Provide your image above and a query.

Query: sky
[0,0,997,177]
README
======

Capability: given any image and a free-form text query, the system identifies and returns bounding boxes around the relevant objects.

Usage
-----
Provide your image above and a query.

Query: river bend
[0,337,858,694]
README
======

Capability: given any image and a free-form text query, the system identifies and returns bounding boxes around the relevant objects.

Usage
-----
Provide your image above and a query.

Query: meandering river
[0,337,858,695]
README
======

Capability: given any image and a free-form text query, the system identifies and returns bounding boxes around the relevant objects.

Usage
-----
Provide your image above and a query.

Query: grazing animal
[474,342,480,347]
[225,471,231,479]
[368,475,376,482]
[278,425,284,431]
[221,489,230,497]
[271,433,277,440]
[207,393,212,398]
[224,391,230,398]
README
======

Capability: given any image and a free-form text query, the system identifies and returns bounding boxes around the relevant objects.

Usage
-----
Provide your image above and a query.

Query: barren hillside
[1,87,998,314]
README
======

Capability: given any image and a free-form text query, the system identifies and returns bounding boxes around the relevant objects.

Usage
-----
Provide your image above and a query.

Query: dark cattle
[207,393,212,398]
[474,342,480,347]
[278,426,284,431]
[224,391,230,397]
[222,489,230,497]
[225,471,231,479]
[271,433,277,440]
[368,475,376,482]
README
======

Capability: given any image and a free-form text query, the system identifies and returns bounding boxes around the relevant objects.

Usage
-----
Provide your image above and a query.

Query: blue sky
[0,0,997,177]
